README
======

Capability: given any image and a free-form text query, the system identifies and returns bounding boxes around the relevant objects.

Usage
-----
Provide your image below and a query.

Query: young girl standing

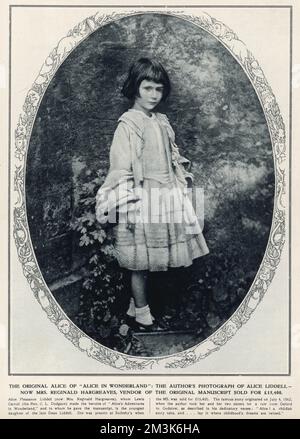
[96,58,209,331]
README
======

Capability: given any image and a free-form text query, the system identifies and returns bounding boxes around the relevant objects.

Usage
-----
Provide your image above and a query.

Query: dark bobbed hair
[121,58,171,101]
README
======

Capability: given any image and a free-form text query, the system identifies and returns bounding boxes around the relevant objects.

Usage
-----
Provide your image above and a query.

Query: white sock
[135,305,154,326]
[127,298,155,321]
[126,297,136,318]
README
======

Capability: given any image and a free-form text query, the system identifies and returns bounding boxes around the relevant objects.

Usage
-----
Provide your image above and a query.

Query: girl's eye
[143,86,163,92]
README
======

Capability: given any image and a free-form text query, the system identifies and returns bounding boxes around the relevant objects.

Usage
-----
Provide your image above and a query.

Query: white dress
[97,109,209,271]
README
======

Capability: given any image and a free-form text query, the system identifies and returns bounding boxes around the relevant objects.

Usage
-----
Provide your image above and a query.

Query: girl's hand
[186,176,193,189]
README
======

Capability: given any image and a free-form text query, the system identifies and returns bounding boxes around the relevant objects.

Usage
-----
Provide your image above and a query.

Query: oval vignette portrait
[20,11,283,364]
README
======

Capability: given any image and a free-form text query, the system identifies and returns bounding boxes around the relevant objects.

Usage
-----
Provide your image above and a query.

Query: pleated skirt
[113,178,209,271]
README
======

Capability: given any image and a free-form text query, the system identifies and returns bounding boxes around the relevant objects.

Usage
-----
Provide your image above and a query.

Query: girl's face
[134,80,164,114]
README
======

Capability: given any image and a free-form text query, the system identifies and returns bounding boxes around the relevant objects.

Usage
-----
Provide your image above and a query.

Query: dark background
[26,14,274,356]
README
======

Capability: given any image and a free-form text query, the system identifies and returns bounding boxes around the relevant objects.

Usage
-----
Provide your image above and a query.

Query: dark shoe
[133,320,167,333]
[126,315,154,332]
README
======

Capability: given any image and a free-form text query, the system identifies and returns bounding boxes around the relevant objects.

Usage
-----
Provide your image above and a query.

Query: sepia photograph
[22,11,277,358]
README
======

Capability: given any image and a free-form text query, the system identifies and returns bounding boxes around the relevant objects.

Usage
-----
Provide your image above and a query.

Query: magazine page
[0,0,299,422]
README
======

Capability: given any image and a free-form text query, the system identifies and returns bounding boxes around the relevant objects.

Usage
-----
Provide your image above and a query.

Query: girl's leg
[131,270,148,307]
[130,270,153,326]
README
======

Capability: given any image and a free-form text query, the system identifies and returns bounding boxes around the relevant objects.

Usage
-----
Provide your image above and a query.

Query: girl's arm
[95,122,138,225]
[108,122,132,175]
[170,141,194,188]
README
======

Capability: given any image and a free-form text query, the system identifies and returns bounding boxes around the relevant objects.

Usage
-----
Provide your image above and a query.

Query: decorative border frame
[13,9,286,371]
